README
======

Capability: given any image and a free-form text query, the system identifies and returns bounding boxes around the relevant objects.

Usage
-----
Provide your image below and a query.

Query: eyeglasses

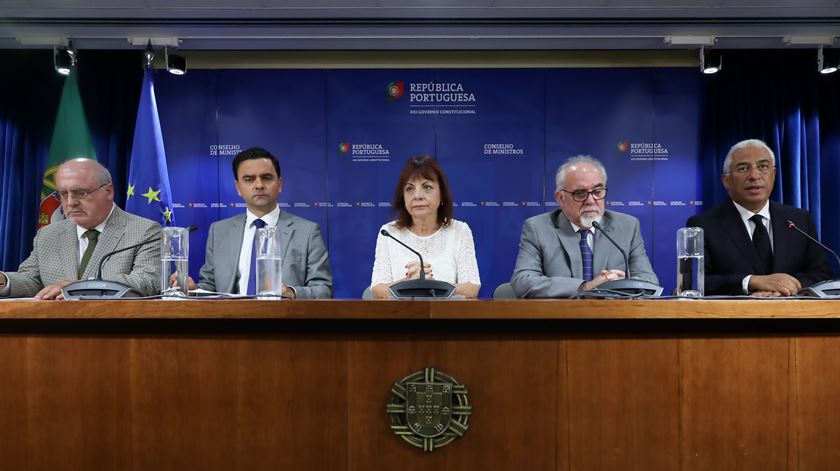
[730,162,775,176]
[561,187,608,202]
[54,183,109,201]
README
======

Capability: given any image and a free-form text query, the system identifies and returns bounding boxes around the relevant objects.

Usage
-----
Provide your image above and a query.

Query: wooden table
[1,299,839,470]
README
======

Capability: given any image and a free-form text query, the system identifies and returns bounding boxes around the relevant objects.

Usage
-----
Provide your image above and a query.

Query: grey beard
[579,213,603,229]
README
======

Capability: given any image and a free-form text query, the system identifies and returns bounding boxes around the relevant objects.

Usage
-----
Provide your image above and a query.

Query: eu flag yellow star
[162,207,173,223]
[141,187,161,204]
[127,183,135,199]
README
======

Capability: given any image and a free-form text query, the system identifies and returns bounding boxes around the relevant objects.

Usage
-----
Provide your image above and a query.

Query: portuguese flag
[38,71,97,228]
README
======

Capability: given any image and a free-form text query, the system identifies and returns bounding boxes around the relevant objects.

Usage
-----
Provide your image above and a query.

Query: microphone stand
[61,226,198,300]
[380,229,455,298]
[588,221,664,297]
[61,237,159,299]
[786,220,840,297]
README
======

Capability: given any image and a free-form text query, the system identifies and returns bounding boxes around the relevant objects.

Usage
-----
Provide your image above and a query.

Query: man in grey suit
[188,147,332,299]
[0,159,161,299]
[511,155,658,298]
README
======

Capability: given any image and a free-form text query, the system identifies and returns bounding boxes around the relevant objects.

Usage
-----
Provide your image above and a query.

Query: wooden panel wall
[1,325,840,470]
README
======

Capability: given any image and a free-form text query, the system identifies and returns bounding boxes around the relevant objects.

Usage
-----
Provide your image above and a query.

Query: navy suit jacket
[686,201,831,295]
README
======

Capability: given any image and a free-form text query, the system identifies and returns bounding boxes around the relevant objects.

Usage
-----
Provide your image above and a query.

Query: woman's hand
[405,261,433,279]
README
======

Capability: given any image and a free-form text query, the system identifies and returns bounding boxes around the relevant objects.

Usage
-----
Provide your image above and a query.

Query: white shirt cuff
[742,275,752,294]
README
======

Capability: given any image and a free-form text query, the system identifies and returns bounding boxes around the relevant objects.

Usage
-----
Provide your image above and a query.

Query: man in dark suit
[687,139,830,296]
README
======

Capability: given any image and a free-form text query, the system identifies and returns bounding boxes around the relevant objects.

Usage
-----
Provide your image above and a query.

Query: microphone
[379,229,454,298]
[586,220,663,297]
[94,225,198,280]
[591,220,630,278]
[380,229,426,280]
[786,220,840,297]
[787,220,840,270]
[62,225,199,300]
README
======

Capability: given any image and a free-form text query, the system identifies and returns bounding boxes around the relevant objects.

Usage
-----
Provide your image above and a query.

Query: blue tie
[246,218,267,295]
[579,228,593,281]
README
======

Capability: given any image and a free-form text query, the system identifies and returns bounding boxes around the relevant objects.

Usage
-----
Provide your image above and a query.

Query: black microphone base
[389,279,455,299]
[61,280,142,300]
[588,279,664,297]
[798,280,840,298]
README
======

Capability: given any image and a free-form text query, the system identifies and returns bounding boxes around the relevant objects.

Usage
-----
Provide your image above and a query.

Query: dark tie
[78,229,99,279]
[750,214,773,275]
[246,219,267,295]
[579,228,593,281]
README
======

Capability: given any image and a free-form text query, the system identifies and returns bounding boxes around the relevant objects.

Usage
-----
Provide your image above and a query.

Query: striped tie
[579,228,593,281]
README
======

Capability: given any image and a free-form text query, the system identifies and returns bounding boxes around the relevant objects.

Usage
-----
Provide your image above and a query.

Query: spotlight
[53,41,76,76]
[700,47,722,75]
[818,46,839,74]
[165,47,187,75]
[143,39,155,69]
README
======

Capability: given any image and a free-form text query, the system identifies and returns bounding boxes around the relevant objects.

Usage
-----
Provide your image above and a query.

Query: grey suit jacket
[511,209,658,298]
[4,206,162,297]
[197,210,333,299]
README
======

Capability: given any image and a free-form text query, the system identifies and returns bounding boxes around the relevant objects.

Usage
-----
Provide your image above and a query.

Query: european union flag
[126,68,174,225]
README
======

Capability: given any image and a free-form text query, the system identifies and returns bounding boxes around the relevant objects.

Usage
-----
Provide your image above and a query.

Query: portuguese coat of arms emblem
[386,367,471,451]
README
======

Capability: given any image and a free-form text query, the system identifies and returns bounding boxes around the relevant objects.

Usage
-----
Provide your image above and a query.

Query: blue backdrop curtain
[3,49,840,276]
[0,50,142,270]
[701,50,840,274]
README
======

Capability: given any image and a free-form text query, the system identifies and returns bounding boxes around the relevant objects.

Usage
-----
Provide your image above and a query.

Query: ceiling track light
[143,39,155,69]
[665,36,716,47]
[700,47,722,75]
[818,46,839,74]
[53,40,76,76]
[165,46,187,76]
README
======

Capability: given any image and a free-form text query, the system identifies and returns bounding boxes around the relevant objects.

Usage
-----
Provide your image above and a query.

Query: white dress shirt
[75,204,115,267]
[236,206,280,295]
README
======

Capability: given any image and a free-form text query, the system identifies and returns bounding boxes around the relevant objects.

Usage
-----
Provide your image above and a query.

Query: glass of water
[676,227,704,297]
[255,227,283,300]
[161,226,190,297]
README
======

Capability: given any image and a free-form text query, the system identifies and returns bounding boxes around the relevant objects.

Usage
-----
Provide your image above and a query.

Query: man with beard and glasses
[686,139,829,296]
[511,155,658,298]
[186,147,332,299]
